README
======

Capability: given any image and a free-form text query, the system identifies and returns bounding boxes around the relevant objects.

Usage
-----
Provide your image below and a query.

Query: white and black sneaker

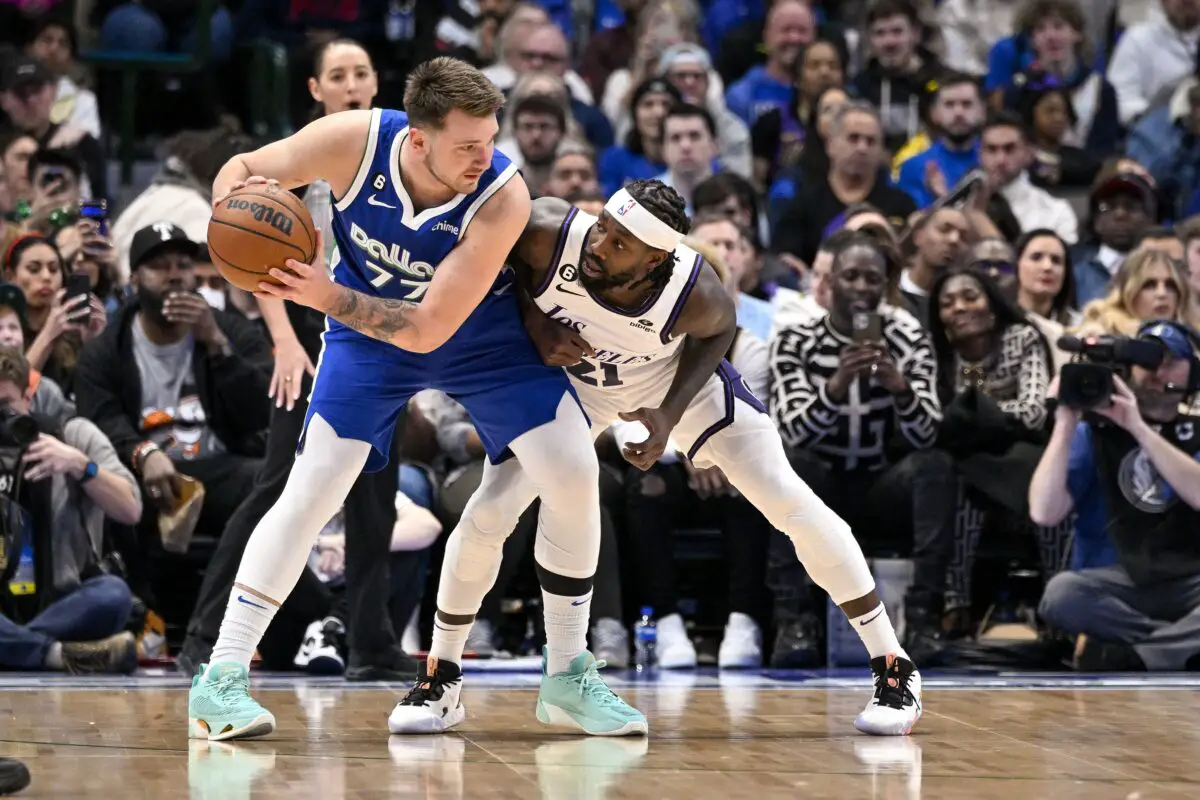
[294,617,346,675]
[388,656,466,735]
[854,654,922,736]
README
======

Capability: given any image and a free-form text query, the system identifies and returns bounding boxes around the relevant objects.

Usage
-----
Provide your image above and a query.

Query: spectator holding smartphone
[21,148,82,236]
[51,216,121,317]
[3,234,103,396]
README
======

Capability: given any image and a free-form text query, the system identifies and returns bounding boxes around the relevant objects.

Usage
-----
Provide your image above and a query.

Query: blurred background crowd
[2,0,1200,680]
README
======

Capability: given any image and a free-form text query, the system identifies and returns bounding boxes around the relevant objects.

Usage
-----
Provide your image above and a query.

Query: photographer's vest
[1092,415,1200,584]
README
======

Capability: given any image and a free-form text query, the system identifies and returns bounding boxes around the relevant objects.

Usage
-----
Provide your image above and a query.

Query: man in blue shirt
[1029,321,1200,671]
[894,73,985,208]
[724,0,815,126]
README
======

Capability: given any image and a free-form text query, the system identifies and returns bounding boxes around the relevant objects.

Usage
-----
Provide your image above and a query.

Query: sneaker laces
[208,670,252,703]
[565,661,626,709]
[400,670,455,706]
[872,656,912,710]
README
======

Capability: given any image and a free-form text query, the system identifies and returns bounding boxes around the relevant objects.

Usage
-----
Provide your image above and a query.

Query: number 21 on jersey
[567,360,623,387]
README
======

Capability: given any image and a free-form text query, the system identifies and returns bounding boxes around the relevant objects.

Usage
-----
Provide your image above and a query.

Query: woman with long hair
[1076,246,1200,337]
[176,38,421,680]
[4,234,104,395]
[766,85,849,228]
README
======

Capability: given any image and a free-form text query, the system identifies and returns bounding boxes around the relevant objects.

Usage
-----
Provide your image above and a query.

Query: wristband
[132,441,161,473]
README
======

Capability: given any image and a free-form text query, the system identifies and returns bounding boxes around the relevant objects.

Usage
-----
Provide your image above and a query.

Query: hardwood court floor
[0,669,1197,799]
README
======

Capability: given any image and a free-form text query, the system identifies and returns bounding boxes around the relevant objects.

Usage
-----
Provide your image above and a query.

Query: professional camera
[0,408,38,449]
[1056,334,1166,410]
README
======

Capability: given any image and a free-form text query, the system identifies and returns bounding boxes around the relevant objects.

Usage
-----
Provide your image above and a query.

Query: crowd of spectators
[3,0,1200,677]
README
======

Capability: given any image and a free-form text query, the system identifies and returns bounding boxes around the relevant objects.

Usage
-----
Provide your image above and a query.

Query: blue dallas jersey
[301,108,577,472]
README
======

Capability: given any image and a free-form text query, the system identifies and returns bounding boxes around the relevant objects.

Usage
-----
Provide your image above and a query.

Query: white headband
[604,188,683,252]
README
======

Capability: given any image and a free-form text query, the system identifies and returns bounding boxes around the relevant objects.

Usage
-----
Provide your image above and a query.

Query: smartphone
[65,273,91,318]
[940,168,988,210]
[852,311,882,344]
[79,199,108,237]
[39,167,67,190]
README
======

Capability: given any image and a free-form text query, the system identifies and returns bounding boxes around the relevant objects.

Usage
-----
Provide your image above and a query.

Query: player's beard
[579,260,640,293]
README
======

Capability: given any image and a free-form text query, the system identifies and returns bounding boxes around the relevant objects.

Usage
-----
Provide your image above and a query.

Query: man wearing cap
[1071,170,1159,306]
[73,222,271,603]
[1031,320,1200,671]
[0,56,105,201]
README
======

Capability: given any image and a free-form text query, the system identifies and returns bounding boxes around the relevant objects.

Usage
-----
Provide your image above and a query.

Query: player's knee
[536,445,600,505]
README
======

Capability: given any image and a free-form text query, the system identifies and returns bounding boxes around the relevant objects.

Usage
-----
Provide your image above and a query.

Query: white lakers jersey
[531,207,704,423]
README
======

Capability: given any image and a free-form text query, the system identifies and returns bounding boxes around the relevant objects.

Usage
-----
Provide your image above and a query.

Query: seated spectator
[0,282,74,422]
[1012,228,1079,326]
[926,268,1059,630]
[1106,0,1200,126]
[1072,170,1159,305]
[693,171,766,250]
[601,1,697,135]
[111,122,255,284]
[0,345,142,673]
[21,147,83,236]
[895,73,985,209]
[853,0,943,154]
[724,0,816,127]
[773,102,917,270]
[1077,246,1200,336]
[497,89,570,197]
[1032,320,1200,671]
[992,0,1121,153]
[1138,226,1187,263]
[25,16,101,140]
[658,43,750,179]
[766,85,848,231]
[689,211,772,342]
[976,111,1079,244]
[4,234,104,395]
[656,103,719,212]
[597,76,679,196]
[769,232,953,664]
[579,0,640,99]
[1014,84,1101,189]
[540,141,600,201]
[50,218,122,318]
[73,223,272,611]
[1179,216,1200,308]
[967,236,1017,283]
[484,8,594,104]
[899,206,971,322]
[1127,80,1200,219]
[750,37,847,188]
[0,56,105,201]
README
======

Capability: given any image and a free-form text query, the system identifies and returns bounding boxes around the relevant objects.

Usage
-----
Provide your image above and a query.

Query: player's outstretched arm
[212,110,373,202]
[265,177,534,354]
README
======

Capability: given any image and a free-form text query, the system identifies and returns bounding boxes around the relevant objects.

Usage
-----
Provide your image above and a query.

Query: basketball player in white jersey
[389,179,922,737]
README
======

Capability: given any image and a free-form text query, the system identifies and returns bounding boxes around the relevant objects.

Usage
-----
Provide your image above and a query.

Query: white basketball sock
[209,588,279,669]
[428,618,472,667]
[543,589,591,675]
[44,642,63,670]
[848,603,905,660]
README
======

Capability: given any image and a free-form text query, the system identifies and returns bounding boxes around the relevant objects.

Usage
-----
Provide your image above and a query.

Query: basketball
[207,183,316,292]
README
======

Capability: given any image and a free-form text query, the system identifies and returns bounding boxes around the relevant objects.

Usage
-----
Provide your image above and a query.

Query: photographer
[0,346,143,673]
[1031,322,1200,671]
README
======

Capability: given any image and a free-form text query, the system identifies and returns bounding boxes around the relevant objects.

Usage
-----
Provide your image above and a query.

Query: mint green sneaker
[188,663,276,741]
[535,648,648,736]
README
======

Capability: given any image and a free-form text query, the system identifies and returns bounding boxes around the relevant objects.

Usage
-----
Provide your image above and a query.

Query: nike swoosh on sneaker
[368,194,396,208]
[238,594,268,610]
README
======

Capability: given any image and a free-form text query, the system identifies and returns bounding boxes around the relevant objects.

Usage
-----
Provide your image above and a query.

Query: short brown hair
[1177,215,1200,246]
[1017,0,1085,37]
[403,57,505,130]
[0,346,29,394]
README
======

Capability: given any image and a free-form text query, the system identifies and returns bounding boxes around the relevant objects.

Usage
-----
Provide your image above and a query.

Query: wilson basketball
[207,183,316,292]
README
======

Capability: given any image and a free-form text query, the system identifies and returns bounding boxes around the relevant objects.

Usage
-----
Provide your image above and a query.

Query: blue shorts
[300,296,578,473]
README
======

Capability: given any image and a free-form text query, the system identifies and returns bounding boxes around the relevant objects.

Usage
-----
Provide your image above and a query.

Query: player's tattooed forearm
[327,287,416,341]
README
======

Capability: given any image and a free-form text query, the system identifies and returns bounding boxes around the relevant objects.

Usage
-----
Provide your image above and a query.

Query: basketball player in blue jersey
[187,57,645,741]
[392,180,923,737]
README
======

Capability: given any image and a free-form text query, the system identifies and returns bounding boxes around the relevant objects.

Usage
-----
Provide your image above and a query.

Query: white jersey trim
[388,127,468,229]
[334,108,382,213]
[458,162,519,241]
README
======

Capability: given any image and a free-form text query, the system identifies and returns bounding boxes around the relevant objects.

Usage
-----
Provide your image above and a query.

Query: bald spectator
[484,14,594,104]
[724,0,816,127]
